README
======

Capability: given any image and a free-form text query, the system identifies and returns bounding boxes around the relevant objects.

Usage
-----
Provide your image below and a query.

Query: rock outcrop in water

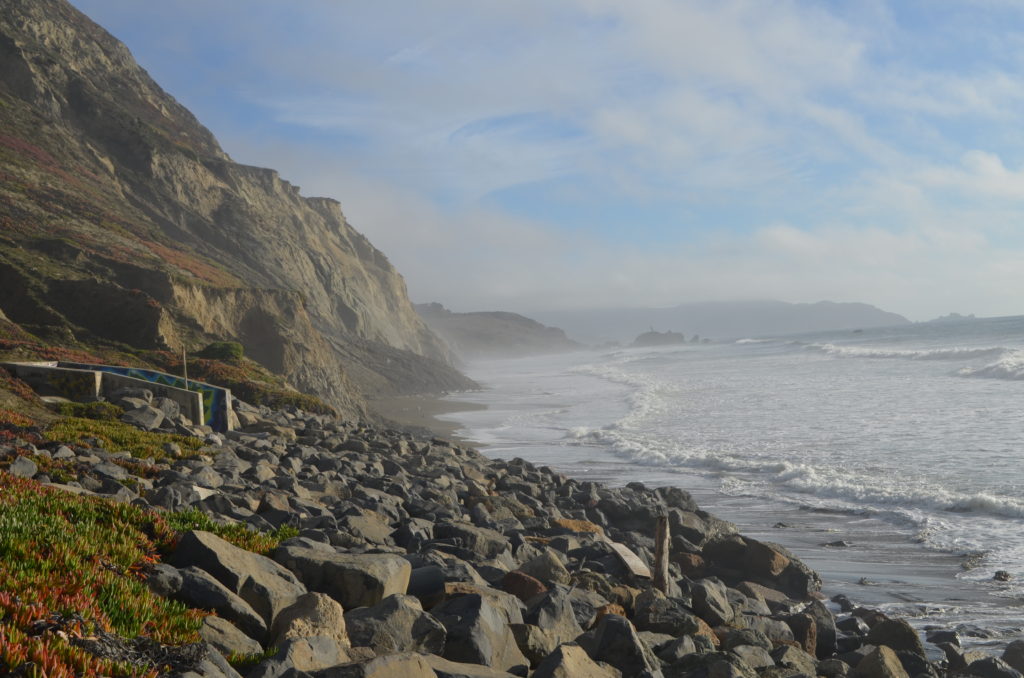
[0,0,474,418]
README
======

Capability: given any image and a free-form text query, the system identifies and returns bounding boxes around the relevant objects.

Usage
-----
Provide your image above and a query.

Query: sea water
[438,315,1024,641]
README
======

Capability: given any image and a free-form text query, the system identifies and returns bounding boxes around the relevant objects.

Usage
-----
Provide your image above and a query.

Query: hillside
[0,0,474,418]
[532,300,910,344]
[416,303,581,360]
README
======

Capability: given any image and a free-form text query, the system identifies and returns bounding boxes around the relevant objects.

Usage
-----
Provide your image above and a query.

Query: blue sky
[72,0,1024,319]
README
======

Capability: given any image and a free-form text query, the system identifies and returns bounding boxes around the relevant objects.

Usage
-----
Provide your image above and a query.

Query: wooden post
[654,515,670,593]
[182,346,189,390]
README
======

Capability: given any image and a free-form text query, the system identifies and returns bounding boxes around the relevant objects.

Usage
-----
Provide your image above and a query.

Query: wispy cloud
[71,0,1024,319]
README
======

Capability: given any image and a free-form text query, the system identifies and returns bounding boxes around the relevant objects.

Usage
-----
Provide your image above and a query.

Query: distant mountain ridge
[531,300,910,344]
[416,303,580,360]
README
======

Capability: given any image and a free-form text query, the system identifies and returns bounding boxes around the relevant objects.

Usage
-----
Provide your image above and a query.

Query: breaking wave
[958,350,1024,381]
[804,343,1008,361]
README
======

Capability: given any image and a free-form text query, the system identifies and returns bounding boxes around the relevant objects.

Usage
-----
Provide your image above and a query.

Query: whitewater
[439,315,1024,642]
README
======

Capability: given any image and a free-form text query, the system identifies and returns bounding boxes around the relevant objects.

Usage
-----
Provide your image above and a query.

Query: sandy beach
[368,393,486,441]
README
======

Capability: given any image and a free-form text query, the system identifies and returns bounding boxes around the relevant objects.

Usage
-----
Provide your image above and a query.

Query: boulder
[343,594,445,655]
[9,456,37,478]
[271,592,350,650]
[518,550,571,587]
[122,405,165,431]
[273,544,410,610]
[632,588,701,637]
[691,578,734,626]
[865,619,925,657]
[771,644,818,676]
[171,531,306,625]
[855,646,910,678]
[175,566,267,640]
[782,612,817,656]
[968,657,1024,678]
[248,636,349,678]
[307,652,435,677]
[433,522,510,559]
[501,570,548,602]
[147,563,183,598]
[533,643,622,678]
[731,645,775,670]
[1004,641,1024,674]
[424,654,522,678]
[577,614,660,677]
[199,616,263,658]
[523,585,584,647]
[805,599,837,659]
[430,593,530,674]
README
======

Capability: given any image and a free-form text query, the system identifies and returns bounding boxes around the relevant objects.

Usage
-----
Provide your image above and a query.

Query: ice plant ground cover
[0,472,297,677]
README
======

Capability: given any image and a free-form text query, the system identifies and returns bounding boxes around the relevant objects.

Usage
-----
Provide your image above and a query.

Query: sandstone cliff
[0,0,475,417]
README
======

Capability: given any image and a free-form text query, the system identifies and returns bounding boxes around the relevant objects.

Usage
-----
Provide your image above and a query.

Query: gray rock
[343,593,445,655]
[656,635,698,664]
[968,657,1023,678]
[9,455,37,478]
[431,593,530,674]
[533,643,622,678]
[518,549,571,587]
[175,566,268,641]
[433,522,510,560]
[153,396,181,420]
[691,578,734,626]
[273,544,410,610]
[731,644,774,670]
[805,599,837,659]
[200,615,263,657]
[865,619,925,657]
[577,614,660,677]
[271,592,350,650]
[523,585,584,648]
[424,654,522,678]
[633,588,701,637]
[854,646,909,678]
[307,652,435,677]
[248,636,348,678]
[122,405,165,431]
[1004,641,1024,674]
[147,563,183,598]
[771,644,818,676]
[170,530,306,625]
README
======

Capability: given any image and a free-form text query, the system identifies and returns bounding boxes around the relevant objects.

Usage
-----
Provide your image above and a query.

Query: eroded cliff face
[0,0,474,416]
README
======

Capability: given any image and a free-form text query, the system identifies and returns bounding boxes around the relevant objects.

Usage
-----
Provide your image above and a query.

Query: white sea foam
[805,343,1008,361]
[958,350,1024,381]
[736,338,773,344]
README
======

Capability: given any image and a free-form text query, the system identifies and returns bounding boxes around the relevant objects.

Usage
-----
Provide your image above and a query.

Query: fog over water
[441,316,1024,642]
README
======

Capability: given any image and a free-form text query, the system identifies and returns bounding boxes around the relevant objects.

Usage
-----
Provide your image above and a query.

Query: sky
[71,0,1024,320]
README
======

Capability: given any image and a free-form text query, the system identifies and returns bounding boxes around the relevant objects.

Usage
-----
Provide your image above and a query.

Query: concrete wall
[0,362,103,400]
[2,361,235,432]
[59,363,234,432]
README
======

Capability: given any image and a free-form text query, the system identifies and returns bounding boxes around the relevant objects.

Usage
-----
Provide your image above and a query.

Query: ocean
[438,315,1024,645]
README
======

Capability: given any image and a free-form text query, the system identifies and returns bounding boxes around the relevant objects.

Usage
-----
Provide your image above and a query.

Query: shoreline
[401,390,1023,649]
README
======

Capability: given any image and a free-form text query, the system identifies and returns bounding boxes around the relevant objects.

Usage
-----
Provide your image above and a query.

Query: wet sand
[368,394,486,442]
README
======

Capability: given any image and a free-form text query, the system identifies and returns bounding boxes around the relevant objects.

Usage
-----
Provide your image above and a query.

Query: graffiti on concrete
[45,371,100,400]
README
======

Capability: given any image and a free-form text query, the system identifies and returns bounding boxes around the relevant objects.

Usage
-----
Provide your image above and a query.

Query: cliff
[416,303,581,360]
[0,0,474,417]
